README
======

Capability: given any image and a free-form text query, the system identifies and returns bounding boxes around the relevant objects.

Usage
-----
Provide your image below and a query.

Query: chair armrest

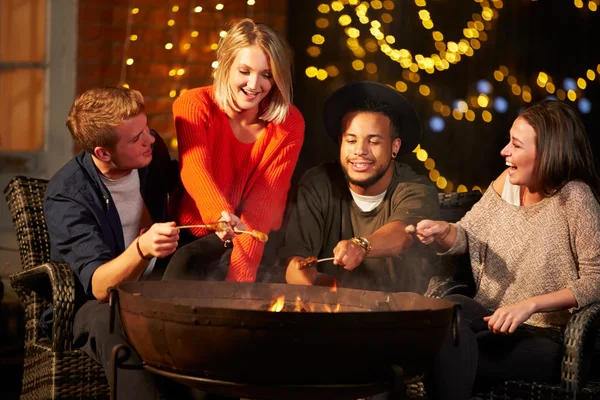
[561,302,600,393]
[10,262,77,353]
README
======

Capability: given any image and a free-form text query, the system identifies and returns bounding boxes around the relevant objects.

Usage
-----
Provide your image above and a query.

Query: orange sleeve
[173,88,234,225]
[226,107,305,282]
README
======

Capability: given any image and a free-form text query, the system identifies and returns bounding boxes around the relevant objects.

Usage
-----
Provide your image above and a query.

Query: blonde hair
[214,18,293,125]
[66,87,145,153]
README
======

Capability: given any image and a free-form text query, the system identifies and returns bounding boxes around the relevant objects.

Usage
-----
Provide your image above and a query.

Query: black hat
[322,81,421,156]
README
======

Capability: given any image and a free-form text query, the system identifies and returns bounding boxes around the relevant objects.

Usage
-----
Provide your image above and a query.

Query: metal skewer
[174,224,268,243]
[175,224,213,229]
[317,257,335,263]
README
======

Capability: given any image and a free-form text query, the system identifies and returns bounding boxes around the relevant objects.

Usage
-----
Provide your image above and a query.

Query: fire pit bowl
[110,281,457,385]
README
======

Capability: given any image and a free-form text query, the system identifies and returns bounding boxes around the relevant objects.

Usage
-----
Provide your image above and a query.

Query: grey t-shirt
[101,170,155,277]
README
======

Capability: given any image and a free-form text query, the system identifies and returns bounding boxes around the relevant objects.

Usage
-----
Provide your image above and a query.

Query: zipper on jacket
[104,195,110,211]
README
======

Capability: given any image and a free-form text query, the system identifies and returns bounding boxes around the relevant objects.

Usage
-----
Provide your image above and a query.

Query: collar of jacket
[79,130,157,211]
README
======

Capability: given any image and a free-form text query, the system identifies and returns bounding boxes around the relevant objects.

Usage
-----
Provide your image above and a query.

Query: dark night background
[287,0,600,191]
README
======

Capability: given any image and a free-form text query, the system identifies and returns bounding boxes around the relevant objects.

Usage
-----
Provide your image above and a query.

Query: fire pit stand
[109,343,402,400]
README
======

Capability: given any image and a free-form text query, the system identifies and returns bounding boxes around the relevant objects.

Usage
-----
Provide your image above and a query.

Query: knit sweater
[447,180,600,328]
[173,86,305,282]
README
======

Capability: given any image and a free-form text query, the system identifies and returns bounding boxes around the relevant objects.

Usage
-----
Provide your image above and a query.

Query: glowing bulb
[216,4,224,10]
[316,69,328,81]
[177,68,185,76]
[131,8,139,14]
[305,66,318,78]
[211,61,219,68]
[477,94,489,108]
[167,19,175,27]
[482,110,492,122]
[436,177,448,190]
[219,31,227,38]
[312,34,325,45]
[191,31,199,38]
[172,5,179,12]
[130,34,138,41]
[194,6,203,12]
[165,43,173,50]
[169,90,177,98]
[318,4,331,13]
[247,0,256,4]
[126,58,134,65]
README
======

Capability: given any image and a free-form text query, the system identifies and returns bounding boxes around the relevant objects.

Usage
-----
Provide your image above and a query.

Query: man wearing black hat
[280,81,439,293]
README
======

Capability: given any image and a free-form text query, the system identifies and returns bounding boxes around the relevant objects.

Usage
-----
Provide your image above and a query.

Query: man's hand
[333,239,366,271]
[483,301,536,335]
[216,211,246,241]
[138,222,179,259]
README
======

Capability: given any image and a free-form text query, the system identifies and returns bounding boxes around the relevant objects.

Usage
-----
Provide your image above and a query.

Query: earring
[392,152,397,158]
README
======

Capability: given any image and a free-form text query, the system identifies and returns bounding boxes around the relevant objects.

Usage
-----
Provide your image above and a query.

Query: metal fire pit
[110,281,457,390]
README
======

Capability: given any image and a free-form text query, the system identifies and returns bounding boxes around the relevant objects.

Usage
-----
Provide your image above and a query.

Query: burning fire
[268,295,341,313]
[268,296,285,312]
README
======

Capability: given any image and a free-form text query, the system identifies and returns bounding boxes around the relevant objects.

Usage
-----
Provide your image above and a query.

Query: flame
[330,280,337,293]
[269,295,341,313]
[322,303,341,313]
[268,296,285,312]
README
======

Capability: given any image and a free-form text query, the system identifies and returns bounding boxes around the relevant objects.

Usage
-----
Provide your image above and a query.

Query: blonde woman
[164,18,305,282]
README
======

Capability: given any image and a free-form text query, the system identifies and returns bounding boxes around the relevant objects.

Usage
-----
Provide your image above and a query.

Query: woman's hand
[216,211,247,241]
[406,220,451,245]
[483,301,536,334]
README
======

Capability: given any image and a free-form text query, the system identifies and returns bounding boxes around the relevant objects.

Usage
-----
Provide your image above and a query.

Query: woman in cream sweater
[409,100,600,399]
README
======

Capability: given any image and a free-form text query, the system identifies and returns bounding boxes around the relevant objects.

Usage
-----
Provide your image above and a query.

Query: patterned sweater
[447,180,600,328]
[172,86,305,282]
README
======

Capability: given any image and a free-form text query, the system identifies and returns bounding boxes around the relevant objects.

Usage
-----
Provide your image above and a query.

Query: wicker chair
[5,176,109,399]
[421,191,600,400]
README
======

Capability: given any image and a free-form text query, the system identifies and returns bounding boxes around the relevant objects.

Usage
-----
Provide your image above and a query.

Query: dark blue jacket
[44,130,179,302]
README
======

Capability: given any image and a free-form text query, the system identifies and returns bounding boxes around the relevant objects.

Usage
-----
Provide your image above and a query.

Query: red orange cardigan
[172,86,305,282]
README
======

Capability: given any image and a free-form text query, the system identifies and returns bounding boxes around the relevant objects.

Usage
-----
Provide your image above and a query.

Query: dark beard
[341,159,393,189]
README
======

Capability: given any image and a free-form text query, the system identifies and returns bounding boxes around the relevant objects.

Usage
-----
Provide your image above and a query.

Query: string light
[120,2,260,151]
[305,1,598,191]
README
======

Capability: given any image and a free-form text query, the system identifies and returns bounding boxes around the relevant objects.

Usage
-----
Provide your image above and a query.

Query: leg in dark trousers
[73,300,199,400]
[425,294,563,400]
[425,294,488,400]
[163,233,232,281]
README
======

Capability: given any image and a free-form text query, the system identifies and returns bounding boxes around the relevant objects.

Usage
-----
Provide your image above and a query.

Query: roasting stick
[175,222,229,230]
[232,228,269,243]
[174,223,269,243]
[298,256,336,270]
[317,257,335,263]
